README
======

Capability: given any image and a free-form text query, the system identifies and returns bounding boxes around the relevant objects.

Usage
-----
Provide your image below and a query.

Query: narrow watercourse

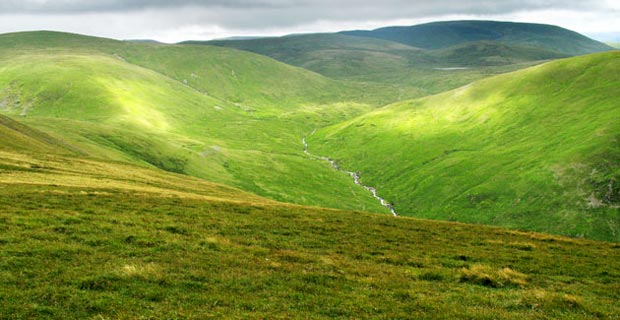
[303,132,397,216]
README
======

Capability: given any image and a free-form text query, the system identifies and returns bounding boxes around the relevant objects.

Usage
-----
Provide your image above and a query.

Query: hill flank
[309,52,620,241]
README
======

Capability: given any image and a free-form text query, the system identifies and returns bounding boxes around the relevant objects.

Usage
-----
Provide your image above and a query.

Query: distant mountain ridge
[196,20,612,95]
[124,39,164,44]
[341,20,612,55]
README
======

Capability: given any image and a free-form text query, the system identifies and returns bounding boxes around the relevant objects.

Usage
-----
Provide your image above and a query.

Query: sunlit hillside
[310,51,620,241]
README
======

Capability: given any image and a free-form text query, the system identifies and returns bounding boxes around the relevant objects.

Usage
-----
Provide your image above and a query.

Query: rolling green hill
[0,31,396,110]
[1,115,619,318]
[342,20,613,55]
[0,31,392,213]
[192,33,439,99]
[309,51,620,242]
[201,33,426,77]
[203,28,569,72]
[2,31,616,242]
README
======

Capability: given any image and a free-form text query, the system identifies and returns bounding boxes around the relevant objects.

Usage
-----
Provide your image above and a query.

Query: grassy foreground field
[2,185,619,318]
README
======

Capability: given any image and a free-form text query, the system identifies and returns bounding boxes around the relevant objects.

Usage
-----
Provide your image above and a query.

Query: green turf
[0,30,412,108]
[1,183,619,318]
[309,51,620,242]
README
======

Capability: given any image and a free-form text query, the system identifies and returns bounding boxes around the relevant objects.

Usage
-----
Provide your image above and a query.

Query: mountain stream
[303,131,397,216]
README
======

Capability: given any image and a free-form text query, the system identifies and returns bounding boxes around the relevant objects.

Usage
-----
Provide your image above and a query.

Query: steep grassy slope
[309,52,620,241]
[0,114,271,204]
[1,122,618,318]
[0,114,75,154]
[343,20,613,55]
[0,32,390,213]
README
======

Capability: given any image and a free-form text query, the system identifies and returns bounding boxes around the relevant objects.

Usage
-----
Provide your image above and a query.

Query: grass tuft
[459,264,528,288]
[507,242,537,251]
[121,263,165,282]
[518,289,585,311]
[417,269,448,282]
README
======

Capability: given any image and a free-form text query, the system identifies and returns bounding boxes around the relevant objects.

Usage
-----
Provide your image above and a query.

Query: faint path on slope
[303,131,398,217]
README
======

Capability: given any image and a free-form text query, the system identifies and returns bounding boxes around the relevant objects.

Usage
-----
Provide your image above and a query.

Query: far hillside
[201,20,610,96]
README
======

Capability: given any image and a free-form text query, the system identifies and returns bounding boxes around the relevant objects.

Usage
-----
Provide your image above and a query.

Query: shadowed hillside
[342,20,613,55]
[200,21,611,97]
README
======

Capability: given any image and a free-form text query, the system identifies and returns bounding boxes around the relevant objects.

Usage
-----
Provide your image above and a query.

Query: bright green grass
[0,31,409,108]
[310,52,620,241]
[0,42,387,213]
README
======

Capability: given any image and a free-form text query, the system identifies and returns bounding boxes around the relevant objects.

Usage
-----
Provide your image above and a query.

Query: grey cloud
[0,0,296,13]
[0,0,604,16]
[133,0,605,30]
[0,0,615,42]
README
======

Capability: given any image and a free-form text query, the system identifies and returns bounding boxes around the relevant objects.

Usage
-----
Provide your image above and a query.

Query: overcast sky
[0,0,618,43]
